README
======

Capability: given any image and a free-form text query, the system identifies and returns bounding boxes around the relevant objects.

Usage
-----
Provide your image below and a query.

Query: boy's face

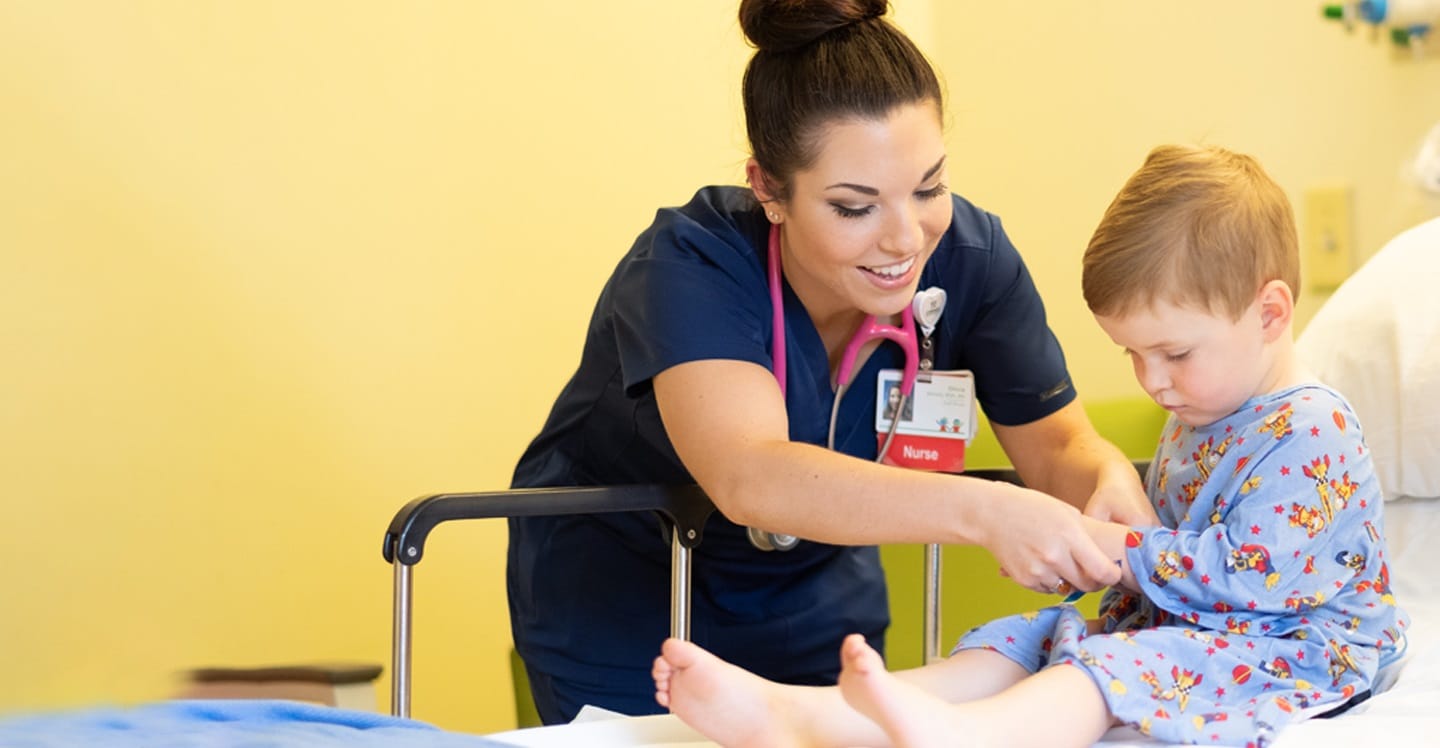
[1094,298,1269,428]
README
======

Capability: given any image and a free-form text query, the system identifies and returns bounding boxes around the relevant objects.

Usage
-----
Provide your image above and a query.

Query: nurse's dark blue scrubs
[509,186,1076,724]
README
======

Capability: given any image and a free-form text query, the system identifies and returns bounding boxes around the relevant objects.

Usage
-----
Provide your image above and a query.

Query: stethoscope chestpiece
[746,526,800,552]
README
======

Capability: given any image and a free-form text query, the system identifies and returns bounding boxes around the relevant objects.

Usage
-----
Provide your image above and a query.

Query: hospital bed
[2,224,1437,746]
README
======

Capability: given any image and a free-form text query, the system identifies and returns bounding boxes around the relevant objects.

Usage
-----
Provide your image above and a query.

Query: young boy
[651,145,1410,748]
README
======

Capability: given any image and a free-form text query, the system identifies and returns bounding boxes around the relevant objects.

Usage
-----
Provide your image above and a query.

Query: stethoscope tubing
[752,222,919,551]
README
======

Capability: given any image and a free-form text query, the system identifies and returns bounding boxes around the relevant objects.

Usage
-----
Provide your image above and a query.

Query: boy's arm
[1081,516,1142,591]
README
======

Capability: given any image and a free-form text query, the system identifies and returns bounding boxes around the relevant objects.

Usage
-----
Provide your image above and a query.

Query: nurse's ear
[746,159,785,224]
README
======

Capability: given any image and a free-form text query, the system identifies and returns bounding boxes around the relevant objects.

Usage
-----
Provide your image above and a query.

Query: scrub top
[508,185,1075,712]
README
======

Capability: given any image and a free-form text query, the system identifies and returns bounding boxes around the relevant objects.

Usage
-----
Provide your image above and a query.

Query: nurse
[508,0,1154,724]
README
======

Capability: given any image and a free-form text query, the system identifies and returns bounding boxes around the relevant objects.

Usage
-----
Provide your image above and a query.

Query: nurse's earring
[767,211,780,223]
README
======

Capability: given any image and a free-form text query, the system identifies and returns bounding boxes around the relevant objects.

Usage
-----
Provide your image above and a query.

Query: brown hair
[738,0,943,201]
[1082,144,1300,321]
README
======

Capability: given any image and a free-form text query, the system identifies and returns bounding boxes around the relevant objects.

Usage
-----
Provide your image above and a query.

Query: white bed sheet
[488,498,1439,747]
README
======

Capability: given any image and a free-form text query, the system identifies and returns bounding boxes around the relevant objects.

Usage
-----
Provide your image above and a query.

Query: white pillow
[1296,217,1440,501]
[1380,499,1440,605]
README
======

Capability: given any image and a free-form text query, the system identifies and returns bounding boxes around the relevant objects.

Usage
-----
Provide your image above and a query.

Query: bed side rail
[381,484,716,718]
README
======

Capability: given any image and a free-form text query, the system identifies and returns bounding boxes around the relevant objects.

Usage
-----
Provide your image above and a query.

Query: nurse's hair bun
[739,0,889,54]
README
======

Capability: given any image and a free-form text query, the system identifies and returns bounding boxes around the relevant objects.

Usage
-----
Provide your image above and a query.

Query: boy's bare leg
[654,637,1033,748]
[838,634,1113,748]
[654,637,890,748]
[836,634,953,747]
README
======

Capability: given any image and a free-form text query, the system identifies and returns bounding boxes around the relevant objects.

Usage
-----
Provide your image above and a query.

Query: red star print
[1215,687,1226,697]
[1180,596,1190,603]
[1157,652,1166,660]
[1201,574,1211,584]
[1237,436,1246,445]
[1135,659,1144,666]
[1262,682,1273,690]
[1310,426,1321,437]
[1261,623,1272,632]
[1206,647,1216,655]
[1361,499,1368,509]
[1255,405,1264,412]
[1251,525,1262,535]
[1005,636,1015,644]
[1339,454,1346,464]
[1226,425,1234,433]
[1280,465,1291,476]
[1248,601,1258,610]
[1274,504,1285,514]
[1296,650,1305,660]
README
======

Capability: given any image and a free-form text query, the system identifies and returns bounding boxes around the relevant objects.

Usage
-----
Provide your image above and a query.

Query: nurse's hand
[1082,468,1159,528]
[982,482,1123,594]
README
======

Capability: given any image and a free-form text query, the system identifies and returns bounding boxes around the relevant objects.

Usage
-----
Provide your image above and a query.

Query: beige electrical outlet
[1302,185,1354,291]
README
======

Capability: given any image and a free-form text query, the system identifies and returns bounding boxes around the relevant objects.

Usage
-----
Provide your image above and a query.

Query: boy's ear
[1256,279,1294,342]
[746,159,783,221]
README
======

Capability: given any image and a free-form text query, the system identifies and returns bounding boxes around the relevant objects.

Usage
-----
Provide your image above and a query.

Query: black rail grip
[382,484,716,565]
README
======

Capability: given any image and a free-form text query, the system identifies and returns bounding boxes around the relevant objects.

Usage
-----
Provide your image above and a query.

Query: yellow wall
[2,0,1437,737]
[0,1,748,734]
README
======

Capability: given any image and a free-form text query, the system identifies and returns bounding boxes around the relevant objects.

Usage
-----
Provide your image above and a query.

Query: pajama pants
[954,605,1374,747]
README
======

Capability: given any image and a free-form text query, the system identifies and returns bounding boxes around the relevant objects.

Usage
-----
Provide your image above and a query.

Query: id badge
[874,369,975,473]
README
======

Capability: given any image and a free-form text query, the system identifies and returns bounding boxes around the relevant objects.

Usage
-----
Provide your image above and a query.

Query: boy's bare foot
[653,638,808,748]
[837,633,957,748]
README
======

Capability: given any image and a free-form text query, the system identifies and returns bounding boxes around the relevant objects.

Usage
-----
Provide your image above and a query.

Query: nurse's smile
[859,256,917,288]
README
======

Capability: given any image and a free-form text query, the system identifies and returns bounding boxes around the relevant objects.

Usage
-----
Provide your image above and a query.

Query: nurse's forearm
[708,438,1014,547]
[992,401,1136,510]
[1048,432,1137,507]
[711,438,1124,592]
[654,359,1017,547]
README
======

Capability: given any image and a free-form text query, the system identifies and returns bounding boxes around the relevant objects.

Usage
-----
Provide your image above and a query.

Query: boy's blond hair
[1082,144,1300,321]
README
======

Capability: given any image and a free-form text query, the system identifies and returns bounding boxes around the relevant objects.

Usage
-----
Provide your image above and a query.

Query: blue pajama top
[508,185,1075,707]
[957,385,1409,746]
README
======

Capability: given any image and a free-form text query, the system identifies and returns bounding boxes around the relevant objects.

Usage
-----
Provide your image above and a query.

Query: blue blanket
[0,700,510,747]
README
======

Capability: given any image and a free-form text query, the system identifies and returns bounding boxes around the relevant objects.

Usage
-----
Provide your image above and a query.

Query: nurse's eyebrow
[825,156,947,195]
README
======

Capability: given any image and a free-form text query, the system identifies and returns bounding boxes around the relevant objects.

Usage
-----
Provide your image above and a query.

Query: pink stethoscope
[750,223,933,551]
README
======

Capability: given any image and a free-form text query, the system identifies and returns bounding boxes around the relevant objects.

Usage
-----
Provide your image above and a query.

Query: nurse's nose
[880,202,924,255]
